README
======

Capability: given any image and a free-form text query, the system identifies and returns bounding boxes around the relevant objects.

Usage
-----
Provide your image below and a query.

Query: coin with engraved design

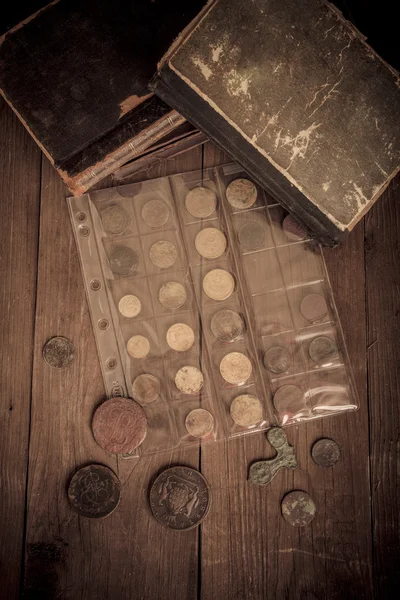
[226,178,257,209]
[202,268,235,301]
[263,346,291,374]
[185,408,214,438]
[158,281,187,310]
[185,186,216,218]
[68,464,121,519]
[101,205,130,235]
[195,227,227,259]
[311,438,341,467]
[149,240,178,269]
[141,199,170,228]
[43,336,75,369]
[238,222,265,251]
[309,336,337,364]
[132,374,160,405]
[109,245,138,276]
[281,490,316,527]
[210,309,244,342]
[92,397,147,454]
[300,293,328,322]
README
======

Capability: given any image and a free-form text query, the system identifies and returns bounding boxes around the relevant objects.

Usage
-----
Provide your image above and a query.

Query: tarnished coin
[118,294,141,318]
[311,438,341,467]
[175,366,204,395]
[273,384,309,422]
[101,205,130,235]
[158,281,187,310]
[185,186,216,218]
[226,178,257,209]
[210,309,244,342]
[202,268,235,301]
[92,397,147,454]
[132,374,161,404]
[149,240,178,269]
[141,198,170,228]
[149,466,211,530]
[282,214,308,241]
[166,323,195,352]
[238,222,265,251]
[219,352,252,385]
[309,336,337,364]
[43,336,75,369]
[263,346,291,374]
[109,245,138,276]
[195,227,227,259]
[230,394,263,427]
[281,490,316,527]
[68,464,121,519]
[185,408,214,438]
[127,335,150,359]
[300,293,328,322]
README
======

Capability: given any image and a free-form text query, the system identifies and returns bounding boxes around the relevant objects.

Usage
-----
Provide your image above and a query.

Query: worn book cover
[153,0,400,245]
[0,0,204,195]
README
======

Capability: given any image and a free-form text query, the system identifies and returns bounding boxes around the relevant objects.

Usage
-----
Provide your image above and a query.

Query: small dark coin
[109,245,138,276]
[210,309,244,342]
[311,438,341,467]
[263,346,291,374]
[309,336,337,363]
[68,464,121,519]
[92,397,147,454]
[149,466,211,530]
[238,222,265,251]
[43,336,75,369]
[281,490,316,527]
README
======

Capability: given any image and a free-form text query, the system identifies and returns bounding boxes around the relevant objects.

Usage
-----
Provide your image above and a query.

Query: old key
[249,427,297,485]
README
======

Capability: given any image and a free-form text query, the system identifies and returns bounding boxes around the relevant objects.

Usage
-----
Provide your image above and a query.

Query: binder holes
[76,212,87,222]
[98,319,109,330]
[79,226,90,237]
[90,280,101,291]
[107,358,117,370]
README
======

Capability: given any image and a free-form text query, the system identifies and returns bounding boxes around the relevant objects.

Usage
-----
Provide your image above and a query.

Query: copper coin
[219,352,252,385]
[43,336,75,369]
[309,336,337,363]
[185,186,216,218]
[101,205,130,235]
[68,464,121,519]
[141,198,170,228]
[202,268,235,301]
[185,408,214,438]
[311,438,341,467]
[281,490,316,527]
[149,240,178,269]
[210,309,244,342]
[263,346,291,374]
[226,178,257,209]
[273,384,309,423]
[230,394,263,427]
[149,466,211,530]
[238,222,265,251]
[158,281,187,310]
[175,366,204,395]
[92,397,147,454]
[132,374,160,405]
[300,294,328,322]
[118,294,142,318]
[195,227,227,259]
[109,245,138,276]
[282,214,308,241]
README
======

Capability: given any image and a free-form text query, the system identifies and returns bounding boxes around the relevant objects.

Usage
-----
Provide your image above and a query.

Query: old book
[153,0,400,245]
[0,0,204,195]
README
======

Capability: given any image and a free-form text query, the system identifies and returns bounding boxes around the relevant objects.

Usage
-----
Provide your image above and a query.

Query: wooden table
[0,98,399,600]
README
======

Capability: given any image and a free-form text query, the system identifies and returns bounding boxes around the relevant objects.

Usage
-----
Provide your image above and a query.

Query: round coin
[226,178,257,209]
[101,205,130,235]
[185,408,214,438]
[149,240,178,269]
[92,397,147,454]
[118,294,141,318]
[238,222,265,251]
[300,293,328,322]
[263,346,291,374]
[281,490,316,527]
[132,373,161,405]
[282,214,308,241]
[230,394,263,427]
[43,336,75,369]
[210,309,244,342]
[273,384,309,422]
[202,268,235,301]
[219,352,252,385]
[109,245,138,276]
[68,464,121,519]
[149,466,211,530]
[158,281,187,311]
[311,438,341,467]
[185,186,216,218]
[309,336,337,364]
[127,335,150,359]
[166,323,195,352]
[141,198,170,228]
[175,366,204,395]
[195,227,227,259]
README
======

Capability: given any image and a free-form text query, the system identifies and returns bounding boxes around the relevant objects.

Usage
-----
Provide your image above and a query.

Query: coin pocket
[141,229,187,275]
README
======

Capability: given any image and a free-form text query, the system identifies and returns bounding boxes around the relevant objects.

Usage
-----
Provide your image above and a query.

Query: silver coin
[141,199,170,228]
[219,352,252,385]
[238,222,265,251]
[230,394,263,427]
[273,385,309,421]
[226,178,257,209]
[202,269,235,301]
[175,366,204,394]
[282,214,308,241]
[185,186,216,218]
[210,309,244,342]
[166,323,195,352]
[300,294,328,322]
[118,294,141,318]
[101,205,130,235]
[132,374,160,404]
[127,335,150,359]
[195,228,227,259]
[158,281,187,310]
[263,346,291,374]
[309,336,337,364]
[109,245,139,276]
[149,240,178,269]
[185,408,214,438]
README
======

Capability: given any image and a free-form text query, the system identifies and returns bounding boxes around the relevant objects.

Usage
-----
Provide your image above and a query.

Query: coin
[226,178,257,209]
[43,336,75,368]
[309,336,337,363]
[202,268,235,301]
[263,346,291,374]
[127,335,150,359]
[175,366,204,394]
[109,245,138,276]
[149,466,211,530]
[281,490,316,527]
[300,293,328,322]
[230,394,263,427]
[210,309,244,342]
[132,374,160,404]
[101,205,130,235]
[185,186,216,218]
[141,198,170,228]
[311,438,341,467]
[149,240,178,269]
[219,352,252,385]
[273,384,309,422]
[92,397,147,454]
[195,228,227,259]
[185,408,214,438]
[166,323,195,352]
[118,294,141,318]
[158,281,187,310]
[282,214,308,241]
[238,222,265,251]
[68,464,121,519]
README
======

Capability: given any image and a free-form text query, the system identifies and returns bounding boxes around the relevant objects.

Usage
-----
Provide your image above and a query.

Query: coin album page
[68,163,358,456]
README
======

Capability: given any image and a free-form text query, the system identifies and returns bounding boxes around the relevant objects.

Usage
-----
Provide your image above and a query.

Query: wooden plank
[0,99,41,600]
[365,175,400,598]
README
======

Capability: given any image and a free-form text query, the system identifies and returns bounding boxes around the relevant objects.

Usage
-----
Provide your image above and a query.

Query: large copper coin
[43,336,75,369]
[68,464,121,519]
[92,397,147,454]
[311,438,341,467]
[281,490,316,527]
[149,466,211,530]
